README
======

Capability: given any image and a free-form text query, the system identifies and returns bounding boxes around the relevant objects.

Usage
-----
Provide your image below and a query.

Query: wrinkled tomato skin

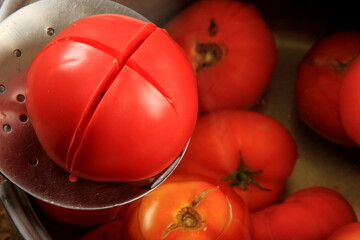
[327,222,360,240]
[34,198,126,226]
[121,175,252,240]
[165,0,277,114]
[251,187,357,240]
[295,31,360,146]
[26,14,198,182]
[175,110,297,212]
[340,55,360,146]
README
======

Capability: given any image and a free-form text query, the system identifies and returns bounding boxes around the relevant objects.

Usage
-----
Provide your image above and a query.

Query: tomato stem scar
[162,188,217,238]
[222,154,270,192]
[305,56,357,73]
[193,42,223,73]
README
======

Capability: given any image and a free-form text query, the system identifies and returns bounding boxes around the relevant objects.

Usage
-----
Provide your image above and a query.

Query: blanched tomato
[165,0,277,114]
[252,187,357,240]
[340,53,360,146]
[121,175,252,239]
[26,14,198,182]
[295,31,360,146]
[327,222,360,240]
[174,110,297,212]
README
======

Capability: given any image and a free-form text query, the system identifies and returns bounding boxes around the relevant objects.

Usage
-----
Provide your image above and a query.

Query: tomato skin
[340,54,360,146]
[295,31,360,146]
[165,0,277,114]
[26,14,198,181]
[327,222,360,240]
[34,198,126,226]
[251,187,357,240]
[121,175,252,240]
[174,110,297,212]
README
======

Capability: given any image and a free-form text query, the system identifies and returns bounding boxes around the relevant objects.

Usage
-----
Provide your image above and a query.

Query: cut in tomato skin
[26,14,198,182]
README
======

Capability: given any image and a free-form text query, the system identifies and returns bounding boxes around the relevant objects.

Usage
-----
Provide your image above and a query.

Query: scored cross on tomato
[26,14,198,182]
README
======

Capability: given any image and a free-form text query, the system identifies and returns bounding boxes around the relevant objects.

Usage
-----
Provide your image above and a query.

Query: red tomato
[174,110,297,212]
[340,54,360,146]
[26,14,198,181]
[34,198,125,226]
[251,187,357,240]
[79,220,123,240]
[327,222,360,240]
[121,175,252,239]
[295,31,360,146]
[165,0,277,114]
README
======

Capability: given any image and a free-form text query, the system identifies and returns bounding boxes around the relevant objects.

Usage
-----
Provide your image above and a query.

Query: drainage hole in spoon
[29,157,39,166]
[13,49,22,58]
[46,27,55,36]
[0,85,6,94]
[3,124,11,133]
[16,94,25,102]
[19,114,28,122]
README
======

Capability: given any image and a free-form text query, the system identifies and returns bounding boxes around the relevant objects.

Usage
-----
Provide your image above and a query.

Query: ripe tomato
[26,14,198,181]
[327,222,360,240]
[165,0,277,114]
[295,31,360,146]
[174,110,297,212]
[121,175,252,239]
[340,54,360,146]
[251,187,357,240]
[34,198,125,226]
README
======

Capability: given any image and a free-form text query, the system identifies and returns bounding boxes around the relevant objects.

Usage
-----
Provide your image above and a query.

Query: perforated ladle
[0,0,186,210]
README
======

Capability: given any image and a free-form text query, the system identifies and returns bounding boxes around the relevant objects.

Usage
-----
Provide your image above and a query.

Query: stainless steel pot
[1,0,360,239]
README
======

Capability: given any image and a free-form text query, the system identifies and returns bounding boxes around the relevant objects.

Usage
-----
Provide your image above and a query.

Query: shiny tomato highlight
[166,0,277,114]
[26,14,198,182]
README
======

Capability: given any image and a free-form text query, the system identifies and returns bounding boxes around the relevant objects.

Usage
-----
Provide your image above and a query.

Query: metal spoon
[0,0,186,210]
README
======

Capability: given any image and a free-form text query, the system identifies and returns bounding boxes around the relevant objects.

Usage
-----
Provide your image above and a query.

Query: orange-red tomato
[35,198,126,226]
[26,14,198,182]
[340,54,360,146]
[121,175,252,239]
[251,187,357,240]
[327,222,360,240]
[175,110,297,212]
[295,31,360,146]
[165,0,277,114]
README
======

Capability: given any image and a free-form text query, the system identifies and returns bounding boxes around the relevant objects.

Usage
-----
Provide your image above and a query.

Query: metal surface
[257,30,360,218]
[0,0,186,210]
[1,0,360,239]
[0,177,50,240]
[0,0,36,22]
